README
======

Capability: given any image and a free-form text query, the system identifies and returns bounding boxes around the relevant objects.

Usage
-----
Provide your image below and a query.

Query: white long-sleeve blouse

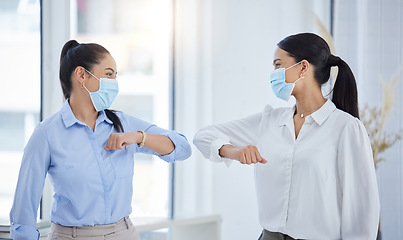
[193,100,380,240]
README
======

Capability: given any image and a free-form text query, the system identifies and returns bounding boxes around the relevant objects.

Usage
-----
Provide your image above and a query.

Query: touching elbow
[178,142,192,161]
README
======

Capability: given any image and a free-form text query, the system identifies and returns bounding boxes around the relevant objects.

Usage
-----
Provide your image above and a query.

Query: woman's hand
[105,132,142,150]
[219,145,268,165]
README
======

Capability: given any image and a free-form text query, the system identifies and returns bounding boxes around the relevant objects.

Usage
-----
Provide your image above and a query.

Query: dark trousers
[258,229,301,240]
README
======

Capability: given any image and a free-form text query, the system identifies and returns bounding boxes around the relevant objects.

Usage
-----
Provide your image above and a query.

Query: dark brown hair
[59,40,124,131]
[277,33,359,118]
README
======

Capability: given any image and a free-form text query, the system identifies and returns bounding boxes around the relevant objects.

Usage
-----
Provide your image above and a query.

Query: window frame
[39,0,72,221]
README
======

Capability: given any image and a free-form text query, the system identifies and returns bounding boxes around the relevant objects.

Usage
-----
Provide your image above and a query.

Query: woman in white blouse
[193,33,380,240]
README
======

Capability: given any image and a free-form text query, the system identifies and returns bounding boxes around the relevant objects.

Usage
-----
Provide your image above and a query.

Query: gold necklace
[296,110,313,118]
[296,100,326,118]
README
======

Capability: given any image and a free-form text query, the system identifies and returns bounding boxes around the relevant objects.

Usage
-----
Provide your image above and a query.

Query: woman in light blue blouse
[10,40,192,240]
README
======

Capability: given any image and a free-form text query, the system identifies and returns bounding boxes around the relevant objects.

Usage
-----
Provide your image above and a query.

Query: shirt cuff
[10,222,40,240]
[210,139,233,167]
[158,131,191,163]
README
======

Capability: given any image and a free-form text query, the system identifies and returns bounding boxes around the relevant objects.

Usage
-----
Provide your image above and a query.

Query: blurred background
[0,0,402,239]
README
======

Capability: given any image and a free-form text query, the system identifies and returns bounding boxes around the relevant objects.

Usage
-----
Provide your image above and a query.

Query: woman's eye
[274,64,281,69]
[106,73,113,77]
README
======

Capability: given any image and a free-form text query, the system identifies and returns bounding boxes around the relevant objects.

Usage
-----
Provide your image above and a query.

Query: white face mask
[269,61,302,101]
[83,68,119,111]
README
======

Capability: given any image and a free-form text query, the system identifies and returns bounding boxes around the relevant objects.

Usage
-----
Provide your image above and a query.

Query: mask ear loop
[83,68,101,81]
[82,68,100,94]
[290,60,306,84]
[293,76,302,84]
[285,61,302,70]
[294,73,305,84]
[285,61,304,84]
[80,80,91,94]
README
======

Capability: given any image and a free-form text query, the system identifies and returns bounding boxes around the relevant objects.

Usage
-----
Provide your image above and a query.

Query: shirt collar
[310,100,336,126]
[97,110,113,125]
[61,100,113,128]
[278,99,336,127]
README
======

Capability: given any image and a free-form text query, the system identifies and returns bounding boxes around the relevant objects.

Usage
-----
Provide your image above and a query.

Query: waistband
[261,229,298,240]
[51,216,132,237]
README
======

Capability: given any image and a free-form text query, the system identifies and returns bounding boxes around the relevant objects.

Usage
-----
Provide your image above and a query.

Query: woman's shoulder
[40,110,64,128]
[332,108,359,124]
[331,108,366,132]
[28,111,63,140]
[113,111,155,130]
[262,104,293,117]
[252,104,295,129]
[114,111,145,123]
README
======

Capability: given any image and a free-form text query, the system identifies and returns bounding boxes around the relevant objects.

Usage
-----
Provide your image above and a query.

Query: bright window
[0,0,41,223]
[73,0,173,219]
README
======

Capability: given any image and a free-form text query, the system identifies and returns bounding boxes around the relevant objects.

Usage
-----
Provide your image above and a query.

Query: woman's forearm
[143,133,175,155]
[105,132,175,155]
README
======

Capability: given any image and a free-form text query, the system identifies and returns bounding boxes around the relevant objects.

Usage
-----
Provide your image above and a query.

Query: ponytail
[329,55,360,119]
[59,40,124,132]
[60,40,80,67]
[105,109,124,132]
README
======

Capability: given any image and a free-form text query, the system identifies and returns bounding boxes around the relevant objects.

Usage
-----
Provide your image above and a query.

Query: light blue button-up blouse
[10,100,191,240]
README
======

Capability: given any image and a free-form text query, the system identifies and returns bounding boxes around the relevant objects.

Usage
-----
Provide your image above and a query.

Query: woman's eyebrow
[105,67,115,73]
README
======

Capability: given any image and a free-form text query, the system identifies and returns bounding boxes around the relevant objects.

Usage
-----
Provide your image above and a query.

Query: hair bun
[328,55,341,67]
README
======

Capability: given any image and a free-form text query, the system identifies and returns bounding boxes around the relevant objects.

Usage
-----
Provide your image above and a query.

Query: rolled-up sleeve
[143,126,192,162]
[337,119,380,240]
[193,105,272,166]
[10,124,50,240]
[122,114,191,162]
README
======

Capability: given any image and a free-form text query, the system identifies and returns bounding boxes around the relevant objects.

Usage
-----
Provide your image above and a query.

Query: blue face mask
[83,68,119,112]
[270,61,302,101]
